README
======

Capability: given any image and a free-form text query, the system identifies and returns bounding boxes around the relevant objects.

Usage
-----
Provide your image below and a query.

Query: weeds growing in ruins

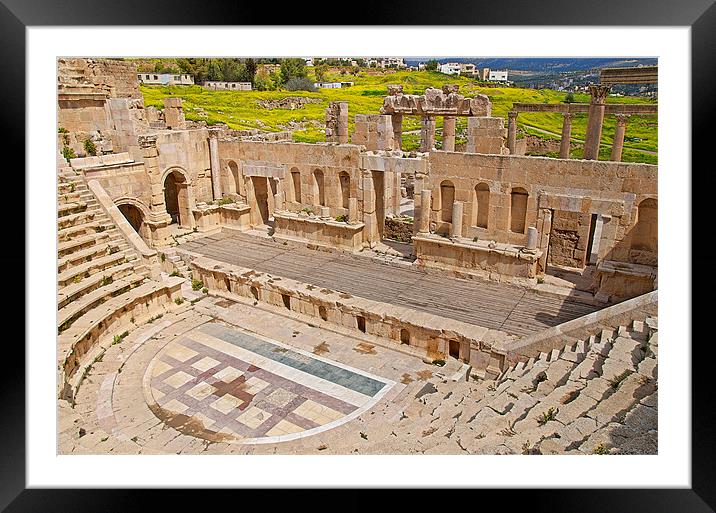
[217,197,234,206]
[609,369,633,390]
[593,443,608,455]
[334,214,348,223]
[191,279,203,291]
[169,270,183,278]
[112,331,129,345]
[536,407,557,425]
[175,297,184,305]
[100,275,113,287]
[202,287,208,294]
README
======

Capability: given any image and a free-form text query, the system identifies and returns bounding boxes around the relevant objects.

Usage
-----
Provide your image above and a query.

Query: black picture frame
[4,1,710,511]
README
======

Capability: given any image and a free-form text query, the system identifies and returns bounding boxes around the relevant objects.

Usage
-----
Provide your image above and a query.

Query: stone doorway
[118,203,148,241]
[448,340,460,360]
[251,176,270,226]
[164,170,191,228]
[372,170,385,240]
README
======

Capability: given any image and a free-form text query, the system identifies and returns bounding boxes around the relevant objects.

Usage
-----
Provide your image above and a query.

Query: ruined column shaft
[418,189,431,233]
[583,85,610,160]
[610,115,629,162]
[507,112,518,154]
[559,113,573,159]
[450,201,464,238]
[208,133,222,200]
[391,114,403,150]
[442,116,456,152]
[420,116,436,152]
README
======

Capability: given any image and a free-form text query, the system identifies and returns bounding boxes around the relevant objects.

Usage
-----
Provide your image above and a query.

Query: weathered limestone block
[325,101,349,144]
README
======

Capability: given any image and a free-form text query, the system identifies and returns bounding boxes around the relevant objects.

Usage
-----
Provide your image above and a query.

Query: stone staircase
[348,316,658,455]
[57,156,184,402]
[57,164,149,334]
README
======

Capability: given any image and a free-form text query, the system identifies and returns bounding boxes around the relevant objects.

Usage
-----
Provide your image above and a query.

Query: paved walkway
[178,231,600,337]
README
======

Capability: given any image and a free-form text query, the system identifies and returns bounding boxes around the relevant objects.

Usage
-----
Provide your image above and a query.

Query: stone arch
[162,167,193,228]
[631,197,657,253]
[510,187,529,234]
[339,171,351,209]
[226,160,241,196]
[313,169,325,206]
[440,180,455,223]
[472,182,490,229]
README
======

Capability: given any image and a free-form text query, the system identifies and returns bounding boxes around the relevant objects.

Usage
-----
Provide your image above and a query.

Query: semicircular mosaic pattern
[143,322,394,444]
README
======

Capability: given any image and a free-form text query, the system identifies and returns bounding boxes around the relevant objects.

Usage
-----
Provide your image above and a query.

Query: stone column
[525,227,538,251]
[208,130,222,200]
[559,113,574,159]
[588,214,607,264]
[610,114,630,162]
[274,192,284,211]
[348,197,359,224]
[362,171,378,243]
[583,85,611,160]
[507,111,518,154]
[442,116,456,152]
[418,189,432,233]
[420,116,436,152]
[391,114,403,150]
[450,201,464,238]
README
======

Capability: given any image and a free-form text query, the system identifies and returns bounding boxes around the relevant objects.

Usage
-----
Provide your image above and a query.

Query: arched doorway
[163,169,191,228]
[118,203,145,238]
[227,160,241,196]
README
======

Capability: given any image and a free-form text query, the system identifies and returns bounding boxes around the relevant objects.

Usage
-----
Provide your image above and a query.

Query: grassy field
[141,70,657,163]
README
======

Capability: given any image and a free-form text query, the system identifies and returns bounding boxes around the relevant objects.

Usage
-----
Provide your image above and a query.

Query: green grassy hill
[141,70,657,163]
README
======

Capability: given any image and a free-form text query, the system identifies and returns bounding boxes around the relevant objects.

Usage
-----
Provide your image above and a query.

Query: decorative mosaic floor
[143,322,394,444]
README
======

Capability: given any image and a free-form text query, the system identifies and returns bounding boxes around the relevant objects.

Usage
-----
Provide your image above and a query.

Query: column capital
[508,110,518,120]
[588,85,611,104]
[562,112,575,120]
[614,114,630,126]
[208,129,220,139]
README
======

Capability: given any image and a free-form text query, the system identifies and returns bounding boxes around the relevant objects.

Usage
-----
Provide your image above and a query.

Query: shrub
[83,138,97,156]
[191,279,203,291]
[284,77,316,92]
[58,126,69,133]
[217,196,234,206]
[62,145,76,160]
[202,287,208,294]
[174,297,184,305]
[170,270,182,278]
[334,214,348,223]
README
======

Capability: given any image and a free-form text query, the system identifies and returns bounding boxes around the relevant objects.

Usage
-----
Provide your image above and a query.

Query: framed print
[4,0,713,510]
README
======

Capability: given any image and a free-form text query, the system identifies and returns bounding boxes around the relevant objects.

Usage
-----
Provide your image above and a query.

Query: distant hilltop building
[137,73,194,86]
[438,62,478,77]
[314,82,354,89]
[201,81,252,91]
[366,57,406,68]
[488,69,509,82]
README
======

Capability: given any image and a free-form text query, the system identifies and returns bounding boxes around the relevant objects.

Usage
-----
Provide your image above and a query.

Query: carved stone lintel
[138,135,158,149]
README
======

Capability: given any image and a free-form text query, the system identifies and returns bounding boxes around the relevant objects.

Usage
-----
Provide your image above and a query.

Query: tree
[244,58,257,85]
[314,64,328,82]
[206,59,223,81]
[222,59,241,82]
[280,58,307,85]
[254,68,273,91]
[564,91,576,103]
[425,60,438,71]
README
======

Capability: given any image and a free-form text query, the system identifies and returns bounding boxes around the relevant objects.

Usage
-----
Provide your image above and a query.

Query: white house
[201,81,252,91]
[488,70,509,82]
[439,62,462,75]
[137,73,194,86]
